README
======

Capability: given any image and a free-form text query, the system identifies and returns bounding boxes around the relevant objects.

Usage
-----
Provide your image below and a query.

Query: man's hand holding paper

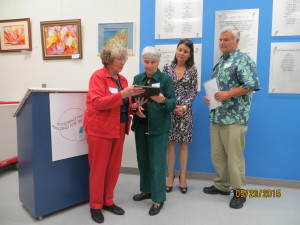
[203,78,222,110]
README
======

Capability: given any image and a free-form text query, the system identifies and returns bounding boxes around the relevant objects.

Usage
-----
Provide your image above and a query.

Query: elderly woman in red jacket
[84,43,145,224]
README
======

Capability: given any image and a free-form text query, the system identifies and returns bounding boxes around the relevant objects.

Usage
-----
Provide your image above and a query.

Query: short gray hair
[100,43,128,66]
[221,26,240,41]
[142,46,161,61]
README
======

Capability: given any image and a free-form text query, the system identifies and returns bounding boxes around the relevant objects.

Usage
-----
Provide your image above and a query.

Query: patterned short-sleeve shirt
[209,49,260,125]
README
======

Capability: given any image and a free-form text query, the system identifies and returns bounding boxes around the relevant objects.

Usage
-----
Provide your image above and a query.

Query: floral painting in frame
[0,18,32,52]
[40,19,82,60]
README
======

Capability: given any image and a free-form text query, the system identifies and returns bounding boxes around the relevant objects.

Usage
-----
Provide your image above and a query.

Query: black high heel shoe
[166,175,175,193]
[179,176,188,194]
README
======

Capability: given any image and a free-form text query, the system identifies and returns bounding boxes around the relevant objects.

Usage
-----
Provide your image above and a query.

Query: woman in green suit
[131,46,176,216]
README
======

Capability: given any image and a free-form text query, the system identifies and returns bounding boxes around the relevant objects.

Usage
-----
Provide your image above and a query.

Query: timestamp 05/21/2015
[235,189,282,198]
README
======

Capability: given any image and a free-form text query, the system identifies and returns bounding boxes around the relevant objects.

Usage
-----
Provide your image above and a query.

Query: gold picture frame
[0,18,32,52]
[40,19,82,60]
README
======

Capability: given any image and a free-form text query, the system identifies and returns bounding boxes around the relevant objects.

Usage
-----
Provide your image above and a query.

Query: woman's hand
[121,86,145,98]
[135,106,146,118]
[132,97,147,118]
[150,93,166,103]
[173,105,185,116]
[133,97,148,108]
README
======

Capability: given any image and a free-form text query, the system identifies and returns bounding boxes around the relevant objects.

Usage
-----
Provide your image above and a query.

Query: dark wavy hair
[172,39,195,69]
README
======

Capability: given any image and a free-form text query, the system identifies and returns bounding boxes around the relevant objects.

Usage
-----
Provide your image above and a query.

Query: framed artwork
[0,18,32,52]
[40,19,82,60]
[98,22,134,55]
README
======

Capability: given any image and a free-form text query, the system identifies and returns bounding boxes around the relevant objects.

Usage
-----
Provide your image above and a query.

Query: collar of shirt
[103,66,126,82]
[221,48,240,61]
[141,69,161,83]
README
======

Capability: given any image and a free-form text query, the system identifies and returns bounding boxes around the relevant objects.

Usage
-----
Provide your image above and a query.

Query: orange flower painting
[40,19,82,59]
[0,18,31,52]
[4,25,26,46]
[44,25,78,55]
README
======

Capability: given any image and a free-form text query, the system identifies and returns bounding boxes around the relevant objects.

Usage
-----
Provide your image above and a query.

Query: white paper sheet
[203,78,222,110]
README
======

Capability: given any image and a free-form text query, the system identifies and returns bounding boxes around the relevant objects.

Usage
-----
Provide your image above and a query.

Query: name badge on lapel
[109,87,118,94]
[224,63,232,69]
[152,83,160,88]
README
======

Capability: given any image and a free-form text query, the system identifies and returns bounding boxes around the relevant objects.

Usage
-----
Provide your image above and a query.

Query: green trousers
[134,124,168,203]
[210,123,248,191]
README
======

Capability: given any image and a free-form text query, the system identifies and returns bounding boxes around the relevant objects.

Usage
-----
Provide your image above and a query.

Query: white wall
[0,104,18,161]
[0,0,140,168]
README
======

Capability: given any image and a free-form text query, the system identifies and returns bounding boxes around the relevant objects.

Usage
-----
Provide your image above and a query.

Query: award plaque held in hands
[134,86,160,102]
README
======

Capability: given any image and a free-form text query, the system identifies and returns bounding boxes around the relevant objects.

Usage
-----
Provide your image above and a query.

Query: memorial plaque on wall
[269,42,300,94]
[214,9,259,65]
[155,0,203,39]
[272,0,300,36]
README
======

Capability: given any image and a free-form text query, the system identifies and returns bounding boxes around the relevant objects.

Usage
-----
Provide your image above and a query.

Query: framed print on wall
[98,22,134,55]
[40,19,82,60]
[0,18,32,52]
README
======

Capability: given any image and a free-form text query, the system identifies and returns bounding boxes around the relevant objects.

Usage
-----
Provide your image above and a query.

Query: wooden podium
[14,88,89,219]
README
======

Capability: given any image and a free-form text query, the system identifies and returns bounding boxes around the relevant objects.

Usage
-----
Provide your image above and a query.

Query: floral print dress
[163,63,198,143]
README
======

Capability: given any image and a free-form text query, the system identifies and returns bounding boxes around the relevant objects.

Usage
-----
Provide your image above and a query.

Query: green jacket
[131,69,176,135]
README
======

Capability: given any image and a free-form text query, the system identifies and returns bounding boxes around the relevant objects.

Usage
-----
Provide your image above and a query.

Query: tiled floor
[1,168,300,225]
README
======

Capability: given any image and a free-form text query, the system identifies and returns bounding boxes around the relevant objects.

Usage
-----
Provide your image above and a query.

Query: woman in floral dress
[163,39,198,194]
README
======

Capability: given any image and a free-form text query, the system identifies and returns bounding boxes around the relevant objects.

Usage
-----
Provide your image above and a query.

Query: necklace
[145,77,151,86]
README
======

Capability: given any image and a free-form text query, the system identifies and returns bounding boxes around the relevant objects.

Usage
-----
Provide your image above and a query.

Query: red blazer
[84,67,133,138]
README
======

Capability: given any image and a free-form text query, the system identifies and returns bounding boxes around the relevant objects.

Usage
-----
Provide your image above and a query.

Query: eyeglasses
[115,57,128,62]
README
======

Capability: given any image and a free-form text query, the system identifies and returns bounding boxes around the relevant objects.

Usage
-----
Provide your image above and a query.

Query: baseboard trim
[120,167,300,189]
[120,167,140,175]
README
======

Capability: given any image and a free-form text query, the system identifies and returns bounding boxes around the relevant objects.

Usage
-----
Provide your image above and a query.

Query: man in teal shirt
[203,26,260,209]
